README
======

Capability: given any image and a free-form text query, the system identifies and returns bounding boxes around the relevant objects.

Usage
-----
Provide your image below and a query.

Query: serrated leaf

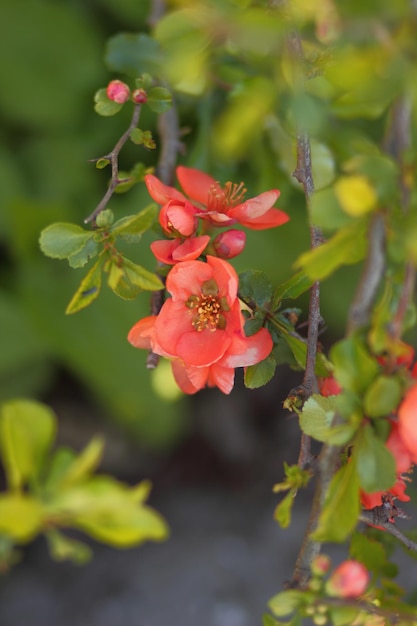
[66,259,103,314]
[39,222,94,261]
[93,88,123,117]
[294,220,368,281]
[0,399,56,490]
[299,395,336,442]
[244,354,276,388]
[239,269,273,309]
[147,86,172,113]
[363,375,402,418]
[111,204,157,242]
[68,236,99,269]
[0,494,44,542]
[109,258,163,300]
[355,424,396,493]
[272,271,315,307]
[312,458,360,542]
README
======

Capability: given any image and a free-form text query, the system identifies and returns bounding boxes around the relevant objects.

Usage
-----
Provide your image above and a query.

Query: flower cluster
[320,346,417,514]
[128,167,289,394]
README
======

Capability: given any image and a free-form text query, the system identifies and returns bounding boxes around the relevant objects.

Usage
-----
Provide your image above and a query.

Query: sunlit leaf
[299,395,336,442]
[0,494,44,542]
[39,223,94,262]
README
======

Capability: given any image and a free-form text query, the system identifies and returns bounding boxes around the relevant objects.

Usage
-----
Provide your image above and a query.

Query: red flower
[128,256,273,394]
[145,167,289,230]
[151,236,210,265]
[398,383,417,463]
[326,560,369,599]
[106,80,130,104]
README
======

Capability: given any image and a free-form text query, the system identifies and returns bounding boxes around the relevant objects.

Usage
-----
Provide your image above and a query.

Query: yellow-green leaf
[0,494,44,542]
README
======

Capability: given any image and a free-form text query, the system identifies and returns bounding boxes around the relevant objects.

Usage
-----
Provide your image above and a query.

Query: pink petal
[222,328,273,368]
[230,190,280,219]
[150,239,180,265]
[176,328,231,367]
[206,256,239,305]
[171,360,209,394]
[145,174,187,205]
[233,207,290,230]
[154,299,194,356]
[176,166,221,206]
[207,364,235,394]
[166,260,213,301]
[172,236,210,261]
[128,316,157,350]
[163,200,198,236]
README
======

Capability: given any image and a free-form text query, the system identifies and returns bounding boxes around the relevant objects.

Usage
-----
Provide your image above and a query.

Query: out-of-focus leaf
[299,395,336,442]
[355,423,396,494]
[147,87,172,113]
[55,436,105,488]
[312,458,360,542]
[334,175,377,217]
[272,271,315,306]
[330,336,380,395]
[45,529,92,565]
[93,88,123,116]
[295,220,368,281]
[0,399,56,489]
[105,33,163,77]
[363,375,402,418]
[274,491,295,529]
[0,494,44,542]
[268,590,305,619]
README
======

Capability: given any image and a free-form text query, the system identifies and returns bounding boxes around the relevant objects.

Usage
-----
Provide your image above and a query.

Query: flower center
[185,280,229,332]
[207,181,246,214]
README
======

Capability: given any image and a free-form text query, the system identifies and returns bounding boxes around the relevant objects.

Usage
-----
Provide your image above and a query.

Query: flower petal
[154,299,194,355]
[176,328,231,367]
[232,207,290,230]
[145,174,187,205]
[231,190,280,219]
[128,316,157,350]
[171,360,208,394]
[172,236,210,261]
[161,200,198,236]
[176,166,220,206]
[166,260,213,301]
[207,363,235,394]
[222,328,273,368]
[206,256,239,305]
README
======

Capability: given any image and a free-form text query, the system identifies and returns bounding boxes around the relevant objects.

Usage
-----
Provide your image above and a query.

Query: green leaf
[66,259,103,314]
[129,128,144,145]
[268,590,304,618]
[272,271,315,307]
[0,494,44,542]
[284,334,330,378]
[328,606,360,626]
[294,220,368,280]
[363,375,402,418]
[239,269,273,309]
[105,33,162,77]
[0,399,56,489]
[39,223,94,262]
[110,204,158,242]
[310,187,354,232]
[330,336,380,395]
[93,88,123,117]
[96,158,110,169]
[355,424,396,493]
[147,86,173,113]
[312,459,360,542]
[45,528,92,565]
[108,258,163,300]
[67,236,99,269]
[51,476,169,548]
[274,490,295,529]
[244,354,276,389]
[55,436,105,488]
[350,532,389,576]
[299,395,336,442]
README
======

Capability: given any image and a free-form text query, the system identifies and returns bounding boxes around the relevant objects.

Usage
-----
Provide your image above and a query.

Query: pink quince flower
[106,80,130,104]
[128,256,273,394]
[326,560,369,599]
[145,166,289,230]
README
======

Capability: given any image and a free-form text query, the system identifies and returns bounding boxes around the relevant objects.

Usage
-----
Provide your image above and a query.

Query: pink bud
[106,80,130,104]
[311,554,331,576]
[211,229,246,259]
[132,88,147,103]
[326,560,369,599]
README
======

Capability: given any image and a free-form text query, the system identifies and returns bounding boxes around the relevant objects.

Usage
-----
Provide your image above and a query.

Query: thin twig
[320,595,417,624]
[85,104,142,224]
[360,511,417,552]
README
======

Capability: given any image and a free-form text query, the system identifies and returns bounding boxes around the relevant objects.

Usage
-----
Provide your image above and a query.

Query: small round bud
[326,560,369,599]
[106,80,130,104]
[211,229,246,259]
[311,554,331,577]
[132,88,148,103]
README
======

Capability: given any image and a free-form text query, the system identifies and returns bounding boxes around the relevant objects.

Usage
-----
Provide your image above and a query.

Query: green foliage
[273,463,312,529]
[0,399,168,569]
[299,395,337,442]
[355,424,396,494]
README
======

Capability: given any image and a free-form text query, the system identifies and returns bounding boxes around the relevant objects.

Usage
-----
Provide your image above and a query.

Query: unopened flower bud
[211,229,246,259]
[311,554,331,577]
[326,560,369,599]
[132,88,147,103]
[106,80,130,104]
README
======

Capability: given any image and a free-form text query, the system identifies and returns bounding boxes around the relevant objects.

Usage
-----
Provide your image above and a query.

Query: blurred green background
[0,0,385,451]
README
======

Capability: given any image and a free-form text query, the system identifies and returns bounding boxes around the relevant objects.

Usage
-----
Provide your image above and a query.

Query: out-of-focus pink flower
[106,80,130,104]
[398,384,417,463]
[132,88,147,103]
[326,560,369,599]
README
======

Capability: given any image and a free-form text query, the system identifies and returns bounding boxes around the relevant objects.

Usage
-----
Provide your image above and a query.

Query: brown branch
[85,104,142,224]
[359,510,417,552]
[319,595,417,624]
[347,212,386,335]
